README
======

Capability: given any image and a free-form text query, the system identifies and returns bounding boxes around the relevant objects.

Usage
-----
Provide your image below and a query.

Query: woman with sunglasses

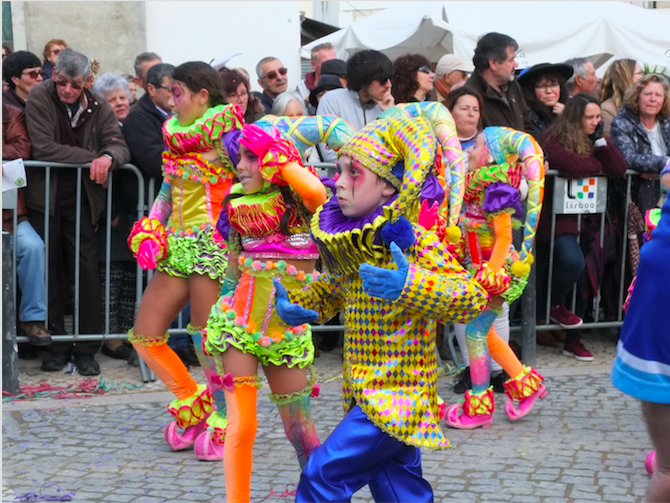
[2,51,44,109]
[391,53,435,104]
[41,39,67,81]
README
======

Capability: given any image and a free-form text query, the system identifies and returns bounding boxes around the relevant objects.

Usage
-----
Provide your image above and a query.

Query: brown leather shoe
[536,330,560,348]
[19,322,52,347]
[551,330,567,344]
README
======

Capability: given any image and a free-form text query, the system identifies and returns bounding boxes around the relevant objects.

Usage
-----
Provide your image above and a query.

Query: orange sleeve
[488,212,513,272]
[281,162,327,213]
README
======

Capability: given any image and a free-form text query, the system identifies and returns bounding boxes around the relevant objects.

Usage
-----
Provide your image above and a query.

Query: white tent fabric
[301,2,670,71]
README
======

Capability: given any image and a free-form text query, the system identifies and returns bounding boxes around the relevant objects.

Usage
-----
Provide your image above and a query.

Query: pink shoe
[194,429,224,461]
[646,450,657,475]
[164,419,207,451]
[503,366,547,421]
[443,388,494,430]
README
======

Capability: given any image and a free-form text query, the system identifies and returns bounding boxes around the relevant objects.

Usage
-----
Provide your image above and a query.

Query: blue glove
[359,242,409,300]
[273,278,319,325]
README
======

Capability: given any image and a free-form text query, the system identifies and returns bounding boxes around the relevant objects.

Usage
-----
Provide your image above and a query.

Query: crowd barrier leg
[521,265,537,367]
[3,231,20,394]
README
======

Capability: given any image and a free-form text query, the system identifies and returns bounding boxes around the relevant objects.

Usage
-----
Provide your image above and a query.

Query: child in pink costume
[126,62,242,460]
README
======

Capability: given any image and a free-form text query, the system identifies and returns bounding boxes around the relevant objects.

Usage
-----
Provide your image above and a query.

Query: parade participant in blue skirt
[611,168,670,502]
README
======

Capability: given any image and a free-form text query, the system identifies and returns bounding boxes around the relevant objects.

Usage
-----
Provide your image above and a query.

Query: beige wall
[18,1,146,77]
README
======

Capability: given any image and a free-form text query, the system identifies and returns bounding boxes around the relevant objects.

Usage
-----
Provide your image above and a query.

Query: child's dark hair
[171,61,227,107]
[347,50,393,92]
[278,185,296,236]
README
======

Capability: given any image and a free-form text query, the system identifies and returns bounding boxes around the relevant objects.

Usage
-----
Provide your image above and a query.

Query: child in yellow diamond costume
[274,112,489,502]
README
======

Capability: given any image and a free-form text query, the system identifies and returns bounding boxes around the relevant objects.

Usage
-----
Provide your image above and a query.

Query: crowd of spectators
[2,31,670,375]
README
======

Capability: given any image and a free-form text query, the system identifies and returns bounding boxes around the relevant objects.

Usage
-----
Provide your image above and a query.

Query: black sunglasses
[262,68,287,80]
[417,66,432,74]
[22,70,45,80]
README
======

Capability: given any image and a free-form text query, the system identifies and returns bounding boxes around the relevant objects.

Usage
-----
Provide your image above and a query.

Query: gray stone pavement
[2,329,653,503]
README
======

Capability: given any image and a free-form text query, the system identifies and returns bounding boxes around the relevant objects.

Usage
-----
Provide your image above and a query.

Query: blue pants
[537,235,585,313]
[14,221,47,322]
[296,405,433,503]
[168,303,191,349]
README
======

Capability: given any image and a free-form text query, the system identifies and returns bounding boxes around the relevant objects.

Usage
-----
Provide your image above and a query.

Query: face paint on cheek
[350,160,367,200]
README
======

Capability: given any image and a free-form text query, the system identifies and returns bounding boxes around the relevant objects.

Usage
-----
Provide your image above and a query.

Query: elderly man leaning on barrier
[24,48,130,376]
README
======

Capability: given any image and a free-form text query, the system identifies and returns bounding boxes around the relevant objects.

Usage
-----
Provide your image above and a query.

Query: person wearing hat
[435,54,474,103]
[297,42,337,101]
[320,58,347,88]
[273,107,487,502]
[518,62,573,139]
[431,126,548,429]
[309,73,343,109]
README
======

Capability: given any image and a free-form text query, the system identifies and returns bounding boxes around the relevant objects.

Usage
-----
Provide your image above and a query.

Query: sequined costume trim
[268,366,318,405]
[311,204,389,276]
[127,330,169,346]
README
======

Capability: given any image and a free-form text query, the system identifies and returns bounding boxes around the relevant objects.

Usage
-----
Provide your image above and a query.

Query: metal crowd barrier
[3,162,645,378]
[7,162,156,381]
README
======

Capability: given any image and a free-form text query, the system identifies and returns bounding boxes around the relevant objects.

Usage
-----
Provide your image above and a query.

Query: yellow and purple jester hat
[336,113,442,250]
[480,126,545,274]
[379,101,466,239]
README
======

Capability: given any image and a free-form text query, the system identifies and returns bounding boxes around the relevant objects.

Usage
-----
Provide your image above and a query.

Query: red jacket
[537,133,627,242]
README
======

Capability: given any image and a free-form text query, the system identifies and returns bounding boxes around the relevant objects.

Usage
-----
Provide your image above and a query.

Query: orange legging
[487,324,523,379]
[485,213,523,379]
[133,343,197,400]
[223,382,258,503]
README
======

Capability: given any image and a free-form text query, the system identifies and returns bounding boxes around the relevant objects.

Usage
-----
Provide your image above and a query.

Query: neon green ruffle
[206,302,315,371]
[163,104,244,154]
[206,410,228,445]
[157,226,227,281]
[268,366,318,405]
[166,384,214,428]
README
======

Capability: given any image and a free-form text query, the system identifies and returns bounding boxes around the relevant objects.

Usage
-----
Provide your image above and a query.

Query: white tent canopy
[301,2,670,72]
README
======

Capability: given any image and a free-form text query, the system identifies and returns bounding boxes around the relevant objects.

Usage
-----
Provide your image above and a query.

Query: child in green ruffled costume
[204,115,354,503]
[126,61,242,460]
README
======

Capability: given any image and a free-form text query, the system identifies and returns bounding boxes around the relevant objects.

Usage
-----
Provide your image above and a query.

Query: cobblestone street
[2,332,653,503]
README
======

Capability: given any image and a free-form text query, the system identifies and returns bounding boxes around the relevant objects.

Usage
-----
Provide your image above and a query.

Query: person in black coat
[122,62,175,198]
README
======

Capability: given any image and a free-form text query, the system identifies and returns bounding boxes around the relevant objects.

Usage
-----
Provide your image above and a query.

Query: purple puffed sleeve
[483,182,522,219]
[222,129,241,167]
[419,174,445,208]
[216,204,232,241]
